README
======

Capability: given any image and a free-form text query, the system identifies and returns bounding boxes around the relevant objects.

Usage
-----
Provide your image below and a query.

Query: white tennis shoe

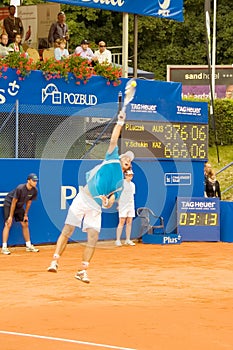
[26,245,39,252]
[47,261,58,273]
[124,240,135,246]
[75,270,90,283]
[1,247,11,255]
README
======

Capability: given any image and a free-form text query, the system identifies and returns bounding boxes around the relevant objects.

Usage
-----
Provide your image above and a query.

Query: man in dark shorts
[1,173,40,255]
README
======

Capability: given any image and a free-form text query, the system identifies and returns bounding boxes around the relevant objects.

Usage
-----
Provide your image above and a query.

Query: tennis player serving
[47,109,134,283]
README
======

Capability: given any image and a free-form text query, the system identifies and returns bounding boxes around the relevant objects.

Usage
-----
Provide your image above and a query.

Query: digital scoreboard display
[176,197,220,241]
[121,121,208,160]
[178,212,218,226]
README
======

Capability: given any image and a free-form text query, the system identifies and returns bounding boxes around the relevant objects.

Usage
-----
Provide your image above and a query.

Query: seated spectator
[0,33,14,57]
[74,39,97,63]
[94,41,112,64]
[205,169,221,199]
[54,38,61,48]
[54,38,69,60]
[8,33,24,54]
[48,11,69,48]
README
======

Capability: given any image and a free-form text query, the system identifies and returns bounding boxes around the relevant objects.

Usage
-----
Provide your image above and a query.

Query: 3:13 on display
[179,212,218,226]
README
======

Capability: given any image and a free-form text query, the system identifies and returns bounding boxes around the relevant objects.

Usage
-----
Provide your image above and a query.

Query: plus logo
[158,0,171,17]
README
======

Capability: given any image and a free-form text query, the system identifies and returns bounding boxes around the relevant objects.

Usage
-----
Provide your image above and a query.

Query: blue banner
[0,69,209,124]
[48,0,184,22]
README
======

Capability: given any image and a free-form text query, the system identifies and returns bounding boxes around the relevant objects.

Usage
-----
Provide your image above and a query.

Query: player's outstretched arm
[107,111,126,154]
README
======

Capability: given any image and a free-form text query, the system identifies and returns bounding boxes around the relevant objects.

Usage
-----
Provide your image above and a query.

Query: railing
[108,46,122,65]
[216,162,233,195]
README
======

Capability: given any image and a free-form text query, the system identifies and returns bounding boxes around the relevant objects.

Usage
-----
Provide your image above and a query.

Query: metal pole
[133,14,138,78]
[15,99,19,158]
[122,12,128,78]
[211,0,217,99]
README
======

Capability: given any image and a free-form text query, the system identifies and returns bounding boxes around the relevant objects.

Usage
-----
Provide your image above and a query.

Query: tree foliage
[1,0,232,80]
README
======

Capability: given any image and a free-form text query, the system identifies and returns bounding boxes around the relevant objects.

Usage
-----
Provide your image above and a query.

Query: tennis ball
[131,81,137,87]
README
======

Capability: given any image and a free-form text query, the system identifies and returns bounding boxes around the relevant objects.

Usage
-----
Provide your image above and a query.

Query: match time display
[178,212,218,226]
[121,121,208,160]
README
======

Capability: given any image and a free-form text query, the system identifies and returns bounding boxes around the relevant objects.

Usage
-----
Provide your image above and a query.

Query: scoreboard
[121,120,208,160]
[177,197,220,241]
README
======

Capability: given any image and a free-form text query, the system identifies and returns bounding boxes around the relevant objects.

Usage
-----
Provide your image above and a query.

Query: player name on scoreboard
[121,120,208,160]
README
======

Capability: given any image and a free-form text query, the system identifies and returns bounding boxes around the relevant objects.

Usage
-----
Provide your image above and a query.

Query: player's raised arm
[107,111,126,154]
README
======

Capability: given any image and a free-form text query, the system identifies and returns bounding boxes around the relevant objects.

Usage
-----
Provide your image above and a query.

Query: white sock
[2,243,7,249]
[26,241,31,248]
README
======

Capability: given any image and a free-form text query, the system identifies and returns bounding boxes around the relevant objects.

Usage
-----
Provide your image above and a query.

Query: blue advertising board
[0,159,207,246]
[0,69,183,117]
[176,197,220,241]
[48,0,184,22]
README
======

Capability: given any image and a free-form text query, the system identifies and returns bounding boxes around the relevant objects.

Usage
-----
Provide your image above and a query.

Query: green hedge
[184,98,233,146]
[210,99,233,146]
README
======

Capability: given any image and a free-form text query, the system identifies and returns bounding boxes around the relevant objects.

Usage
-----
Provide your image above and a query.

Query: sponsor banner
[129,100,208,123]
[167,65,233,99]
[48,0,183,22]
[165,173,191,186]
[37,3,60,39]
[0,69,184,119]
[142,233,182,245]
[18,5,38,48]
[0,69,208,123]
[18,4,60,49]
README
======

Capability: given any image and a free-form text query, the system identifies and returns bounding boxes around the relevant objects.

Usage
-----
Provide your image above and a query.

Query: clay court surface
[0,241,232,350]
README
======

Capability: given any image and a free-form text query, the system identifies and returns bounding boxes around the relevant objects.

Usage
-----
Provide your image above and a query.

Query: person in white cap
[115,168,136,246]
[1,173,40,255]
[74,39,97,63]
[47,111,134,283]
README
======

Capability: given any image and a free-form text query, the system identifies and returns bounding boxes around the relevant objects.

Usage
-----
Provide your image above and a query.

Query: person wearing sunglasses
[94,40,112,64]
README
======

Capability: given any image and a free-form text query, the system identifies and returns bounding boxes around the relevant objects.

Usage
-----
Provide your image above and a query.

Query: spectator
[48,11,69,48]
[115,169,136,247]
[204,162,212,182]
[0,33,14,57]
[8,33,24,54]
[3,5,24,45]
[54,38,69,60]
[204,161,212,196]
[74,39,97,63]
[205,169,221,199]
[94,41,112,64]
[1,173,40,255]
[225,85,233,99]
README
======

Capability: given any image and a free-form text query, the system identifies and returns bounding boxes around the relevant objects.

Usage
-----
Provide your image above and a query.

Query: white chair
[26,48,40,63]
[42,48,55,61]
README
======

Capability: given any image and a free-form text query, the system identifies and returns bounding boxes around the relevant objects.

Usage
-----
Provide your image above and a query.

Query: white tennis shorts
[65,189,102,232]
[119,206,135,218]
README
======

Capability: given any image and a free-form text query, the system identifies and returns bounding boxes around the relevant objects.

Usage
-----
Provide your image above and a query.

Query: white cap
[119,151,134,161]
[125,169,134,175]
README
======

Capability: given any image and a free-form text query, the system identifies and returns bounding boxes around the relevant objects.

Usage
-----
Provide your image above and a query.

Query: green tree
[1,0,232,80]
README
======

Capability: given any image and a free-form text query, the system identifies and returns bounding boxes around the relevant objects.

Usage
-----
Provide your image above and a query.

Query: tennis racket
[81,79,137,159]
[121,78,137,113]
[81,92,122,159]
[93,186,123,199]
